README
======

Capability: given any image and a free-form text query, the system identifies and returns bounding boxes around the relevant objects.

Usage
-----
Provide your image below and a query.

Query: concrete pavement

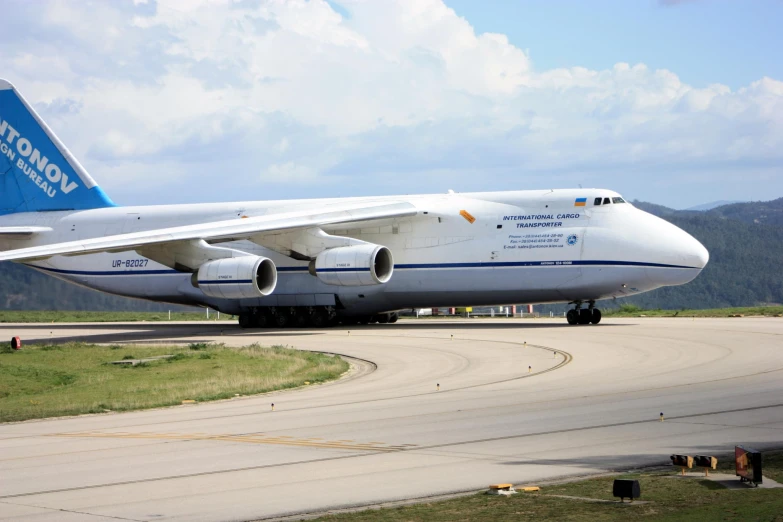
[1,317,781,521]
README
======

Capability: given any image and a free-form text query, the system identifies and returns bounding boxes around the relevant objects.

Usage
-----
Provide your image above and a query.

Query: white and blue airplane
[0,79,708,327]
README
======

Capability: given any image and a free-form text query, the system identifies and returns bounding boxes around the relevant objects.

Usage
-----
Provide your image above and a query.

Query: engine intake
[310,244,393,286]
[193,256,277,299]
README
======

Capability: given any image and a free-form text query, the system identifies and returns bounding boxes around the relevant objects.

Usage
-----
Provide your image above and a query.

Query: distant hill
[0,261,193,311]
[685,200,744,212]
[706,198,783,227]
[622,200,783,309]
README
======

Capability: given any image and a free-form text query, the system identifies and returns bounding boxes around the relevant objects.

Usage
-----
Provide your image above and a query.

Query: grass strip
[0,310,231,322]
[317,451,783,521]
[409,305,783,319]
[0,342,348,422]
[602,305,783,318]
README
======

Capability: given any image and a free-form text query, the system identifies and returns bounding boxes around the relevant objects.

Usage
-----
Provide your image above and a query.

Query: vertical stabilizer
[0,79,114,215]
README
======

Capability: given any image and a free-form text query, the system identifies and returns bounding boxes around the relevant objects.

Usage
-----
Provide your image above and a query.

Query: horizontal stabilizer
[0,226,52,237]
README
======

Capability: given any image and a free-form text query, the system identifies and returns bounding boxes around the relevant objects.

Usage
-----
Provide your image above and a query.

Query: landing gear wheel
[388,312,399,324]
[377,313,390,324]
[238,313,253,329]
[289,308,307,328]
[272,311,288,328]
[310,308,330,328]
[566,309,578,325]
[252,311,270,328]
[590,308,602,325]
[578,309,592,325]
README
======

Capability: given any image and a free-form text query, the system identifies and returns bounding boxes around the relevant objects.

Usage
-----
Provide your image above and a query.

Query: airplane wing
[0,201,418,262]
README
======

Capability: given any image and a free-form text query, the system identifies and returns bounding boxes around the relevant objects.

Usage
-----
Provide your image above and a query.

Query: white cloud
[0,0,780,207]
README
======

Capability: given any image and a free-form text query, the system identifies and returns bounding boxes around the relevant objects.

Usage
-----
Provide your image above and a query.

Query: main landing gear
[238,306,337,329]
[566,301,601,325]
[237,306,399,329]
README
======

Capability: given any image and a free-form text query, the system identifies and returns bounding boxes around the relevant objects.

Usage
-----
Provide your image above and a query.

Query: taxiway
[1,318,782,521]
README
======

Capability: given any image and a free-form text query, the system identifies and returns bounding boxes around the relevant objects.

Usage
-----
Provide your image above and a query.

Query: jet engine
[193,256,277,299]
[310,244,393,286]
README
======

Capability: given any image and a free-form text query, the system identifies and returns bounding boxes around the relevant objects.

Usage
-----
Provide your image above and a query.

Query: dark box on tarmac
[612,479,640,501]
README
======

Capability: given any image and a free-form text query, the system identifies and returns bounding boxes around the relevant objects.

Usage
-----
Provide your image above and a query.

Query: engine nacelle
[193,256,277,299]
[310,244,393,286]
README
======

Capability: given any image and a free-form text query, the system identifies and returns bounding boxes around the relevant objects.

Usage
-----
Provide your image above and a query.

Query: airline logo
[574,198,587,207]
[0,117,79,199]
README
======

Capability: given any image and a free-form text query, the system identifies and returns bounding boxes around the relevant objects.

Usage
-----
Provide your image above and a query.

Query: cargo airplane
[0,79,709,327]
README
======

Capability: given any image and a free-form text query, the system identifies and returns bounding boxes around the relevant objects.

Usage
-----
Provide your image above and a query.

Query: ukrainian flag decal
[574,198,587,207]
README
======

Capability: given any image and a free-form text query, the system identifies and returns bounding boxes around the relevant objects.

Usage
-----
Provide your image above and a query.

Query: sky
[0,0,781,209]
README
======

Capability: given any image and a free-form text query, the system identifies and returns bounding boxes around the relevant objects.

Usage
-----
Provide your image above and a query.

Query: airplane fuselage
[0,188,709,317]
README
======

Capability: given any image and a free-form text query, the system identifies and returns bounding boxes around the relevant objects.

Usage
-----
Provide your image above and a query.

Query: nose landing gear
[566,301,602,325]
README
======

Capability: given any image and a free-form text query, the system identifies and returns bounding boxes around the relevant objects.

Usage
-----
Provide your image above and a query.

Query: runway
[1,318,782,521]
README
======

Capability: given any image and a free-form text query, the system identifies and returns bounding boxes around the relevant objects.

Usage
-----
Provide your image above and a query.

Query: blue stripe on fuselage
[198,279,254,285]
[29,259,701,278]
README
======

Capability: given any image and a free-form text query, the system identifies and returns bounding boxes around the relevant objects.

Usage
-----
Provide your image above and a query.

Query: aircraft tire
[238,313,253,329]
[252,311,270,328]
[591,308,602,325]
[272,312,289,328]
[388,312,399,324]
[578,309,592,325]
[377,313,390,324]
[566,309,578,325]
[289,308,307,328]
[310,308,330,328]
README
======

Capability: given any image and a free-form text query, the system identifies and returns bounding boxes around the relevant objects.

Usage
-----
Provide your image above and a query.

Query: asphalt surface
[1,317,782,521]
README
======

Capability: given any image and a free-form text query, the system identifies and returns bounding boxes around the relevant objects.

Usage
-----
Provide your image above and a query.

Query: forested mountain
[533,198,783,313]
[0,198,780,311]
[622,201,783,309]
[699,198,783,226]
[686,200,743,211]
[0,262,190,311]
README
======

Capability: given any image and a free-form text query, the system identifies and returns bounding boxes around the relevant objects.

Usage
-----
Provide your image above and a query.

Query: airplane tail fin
[0,79,115,215]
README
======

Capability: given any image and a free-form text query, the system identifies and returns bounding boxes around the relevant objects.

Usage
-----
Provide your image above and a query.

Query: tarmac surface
[1,317,782,521]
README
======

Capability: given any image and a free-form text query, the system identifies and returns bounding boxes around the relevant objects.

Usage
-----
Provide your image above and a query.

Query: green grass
[0,342,348,422]
[0,310,232,322]
[603,305,783,318]
[317,452,783,521]
[405,306,783,320]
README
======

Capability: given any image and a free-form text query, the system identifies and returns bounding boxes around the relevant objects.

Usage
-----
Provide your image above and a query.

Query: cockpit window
[594,197,602,206]
[612,197,626,204]
[603,197,611,205]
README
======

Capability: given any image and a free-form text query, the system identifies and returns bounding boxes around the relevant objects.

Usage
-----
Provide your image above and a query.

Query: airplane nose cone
[689,237,709,270]
[639,213,709,286]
